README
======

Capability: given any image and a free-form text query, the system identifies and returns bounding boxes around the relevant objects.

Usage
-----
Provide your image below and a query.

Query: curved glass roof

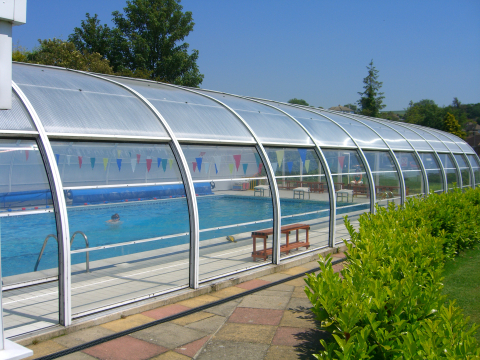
[0,90,35,131]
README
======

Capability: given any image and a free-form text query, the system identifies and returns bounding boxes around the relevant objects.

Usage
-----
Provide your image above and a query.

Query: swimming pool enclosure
[1,62,479,337]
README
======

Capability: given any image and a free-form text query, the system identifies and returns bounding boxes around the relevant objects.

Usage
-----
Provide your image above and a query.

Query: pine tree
[357,60,386,117]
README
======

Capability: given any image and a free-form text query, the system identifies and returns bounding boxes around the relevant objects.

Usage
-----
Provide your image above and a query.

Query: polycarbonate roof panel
[439,153,456,169]
[196,91,313,145]
[349,116,411,150]
[113,79,254,142]
[416,126,462,152]
[399,125,448,152]
[445,134,475,154]
[468,154,480,169]
[261,102,355,147]
[454,154,468,168]
[0,91,35,131]
[320,112,387,149]
[13,64,169,137]
[375,120,432,151]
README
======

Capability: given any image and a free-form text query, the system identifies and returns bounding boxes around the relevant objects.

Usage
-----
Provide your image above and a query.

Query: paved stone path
[25,254,345,360]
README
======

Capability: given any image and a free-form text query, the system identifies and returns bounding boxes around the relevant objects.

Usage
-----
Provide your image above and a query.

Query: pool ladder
[34,231,90,273]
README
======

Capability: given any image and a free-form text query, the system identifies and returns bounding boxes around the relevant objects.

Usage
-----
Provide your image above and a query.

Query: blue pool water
[1,195,364,277]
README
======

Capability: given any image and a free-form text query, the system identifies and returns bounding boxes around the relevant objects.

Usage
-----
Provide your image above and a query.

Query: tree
[25,38,114,74]
[288,98,309,106]
[357,60,386,117]
[404,99,444,130]
[343,103,357,113]
[69,0,204,87]
[444,112,466,139]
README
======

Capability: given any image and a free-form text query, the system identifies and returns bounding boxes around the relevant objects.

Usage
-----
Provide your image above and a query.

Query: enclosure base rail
[34,232,89,273]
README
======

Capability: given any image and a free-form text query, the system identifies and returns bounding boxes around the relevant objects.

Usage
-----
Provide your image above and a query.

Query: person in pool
[107,213,121,224]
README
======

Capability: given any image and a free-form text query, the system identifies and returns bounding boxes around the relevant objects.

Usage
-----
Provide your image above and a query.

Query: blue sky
[12,0,480,110]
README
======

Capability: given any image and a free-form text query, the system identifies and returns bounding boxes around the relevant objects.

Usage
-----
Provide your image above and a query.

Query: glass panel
[424,128,462,152]
[454,154,468,168]
[322,149,370,242]
[262,102,356,147]
[438,153,456,169]
[113,78,254,142]
[351,116,411,150]
[265,147,331,256]
[196,92,313,145]
[51,141,190,316]
[454,154,471,187]
[419,153,443,193]
[0,91,35,131]
[467,155,480,185]
[405,125,448,151]
[377,120,431,151]
[0,139,59,336]
[364,151,402,206]
[395,152,424,196]
[321,112,388,149]
[181,144,273,280]
[13,64,169,137]
[448,134,476,153]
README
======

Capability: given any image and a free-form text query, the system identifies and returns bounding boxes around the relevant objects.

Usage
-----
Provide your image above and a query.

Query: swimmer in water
[106,213,121,224]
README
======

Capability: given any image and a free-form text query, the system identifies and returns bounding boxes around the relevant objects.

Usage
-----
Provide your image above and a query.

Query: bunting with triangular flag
[272,162,278,173]
[338,156,345,169]
[233,155,241,171]
[298,148,307,165]
[254,153,261,169]
[214,156,221,170]
[195,157,203,172]
[117,159,122,171]
[169,159,173,169]
[136,154,141,164]
[215,163,218,174]
[242,163,248,175]
[229,164,234,174]
[157,158,162,168]
[193,162,197,172]
[287,161,293,173]
[117,149,121,158]
[305,159,310,173]
[162,159,168,172]
[103,158,108,171]
[78,156,83,169]
[55,154,60,164]
[276,150,284,166]
[90,157,95,169]
[25,150,29,161]
[146,158,152,172]
[204,162,210,174]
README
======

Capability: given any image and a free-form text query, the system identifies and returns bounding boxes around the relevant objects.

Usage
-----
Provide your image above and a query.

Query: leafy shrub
[305,188,480,359]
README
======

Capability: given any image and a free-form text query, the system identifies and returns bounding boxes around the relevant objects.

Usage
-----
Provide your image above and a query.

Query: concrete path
[24,254,345,360]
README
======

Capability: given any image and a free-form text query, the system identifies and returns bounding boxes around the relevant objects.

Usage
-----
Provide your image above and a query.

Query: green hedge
[305,188,480,359]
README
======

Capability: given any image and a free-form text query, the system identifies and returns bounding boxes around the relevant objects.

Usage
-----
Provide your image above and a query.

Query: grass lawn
[442,245,480,343]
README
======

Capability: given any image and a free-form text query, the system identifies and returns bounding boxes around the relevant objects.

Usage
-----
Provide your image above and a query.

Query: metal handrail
[34,231,90,273]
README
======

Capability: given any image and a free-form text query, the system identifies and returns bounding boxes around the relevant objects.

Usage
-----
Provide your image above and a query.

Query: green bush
[305,188,480,359]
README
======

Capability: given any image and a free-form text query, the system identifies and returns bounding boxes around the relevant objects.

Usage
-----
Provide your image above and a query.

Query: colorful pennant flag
[162,158,168,172]
[103,158,108,171]
[195,157,203,172]
[136,154,141,164]
[193,162,197,172]
[298,148,307,165]
[338,156,345,169]
[214,156,222,169]
[117,149,121,158]
[202,162,209,174]
[259,163,263,173]
[229,163,234,174]
[305,160,310,173]
[287,161,293,174]
[254,153,261,169]
[157,158,162,168]
[215,163,218,174]
[78,156,83,169]
[25,150,29,161]
[276,150,284,166]
[90,157,95,169]
[55,154,60,164]
[199,152,206,157]
[242,163,248,175]
[233,155,241,171]
[117,158,122,171]
[146,158,152,172]
[169,159,173,169]
[131,158,136,172]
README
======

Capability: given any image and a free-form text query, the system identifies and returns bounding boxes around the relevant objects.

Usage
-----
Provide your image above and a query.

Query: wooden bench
[251,223,310,261]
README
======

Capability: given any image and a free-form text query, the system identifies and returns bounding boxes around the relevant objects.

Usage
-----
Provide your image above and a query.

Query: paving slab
[174,335,210,358]
[185,315,226,334]
[53,326,115,348]
[280,310,316,329]
[264,345,299,360]
[228,308,284,326]
[82,336,167,360]
[283,277,308,287]
[210,286,246,299]
[101,314,153,332]
[26,340,66,360]
[214,323,276,344]
[171,311,214,326]
[280,266,309,276]
[235,279,270,290]
[57,352,98,360]
[131,322,207,349]
[287,297,313,311]
[271,327,311,347]
[238,294,290,310]
[196,340,269,360]
[291,286,309,298]
[150,351,191,360]
[142,304,191,320]
[263,283,294,292]
[204,299,240,317]
[177,295,219,308]
[258,273,291,282]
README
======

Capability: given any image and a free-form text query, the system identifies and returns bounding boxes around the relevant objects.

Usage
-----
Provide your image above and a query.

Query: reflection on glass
[265,147,331,256]
[181,144,273,280]
[454,154,471,188]
[0,139,59,332]
[364,151,401,207]
[51,141,190,315]
[467,155,480,185]
[438,153,459,190]
[322,149,370,242]
[395,152,424,196]
[419,153,443,193]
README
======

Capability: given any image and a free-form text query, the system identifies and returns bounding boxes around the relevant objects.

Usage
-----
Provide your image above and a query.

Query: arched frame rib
[12,82,72,326]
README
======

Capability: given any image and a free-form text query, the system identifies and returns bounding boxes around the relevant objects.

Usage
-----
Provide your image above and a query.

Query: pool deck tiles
[22,257,346,359]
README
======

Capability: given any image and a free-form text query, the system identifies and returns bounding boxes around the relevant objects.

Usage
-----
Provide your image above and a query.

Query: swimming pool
[1,195,364,278]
